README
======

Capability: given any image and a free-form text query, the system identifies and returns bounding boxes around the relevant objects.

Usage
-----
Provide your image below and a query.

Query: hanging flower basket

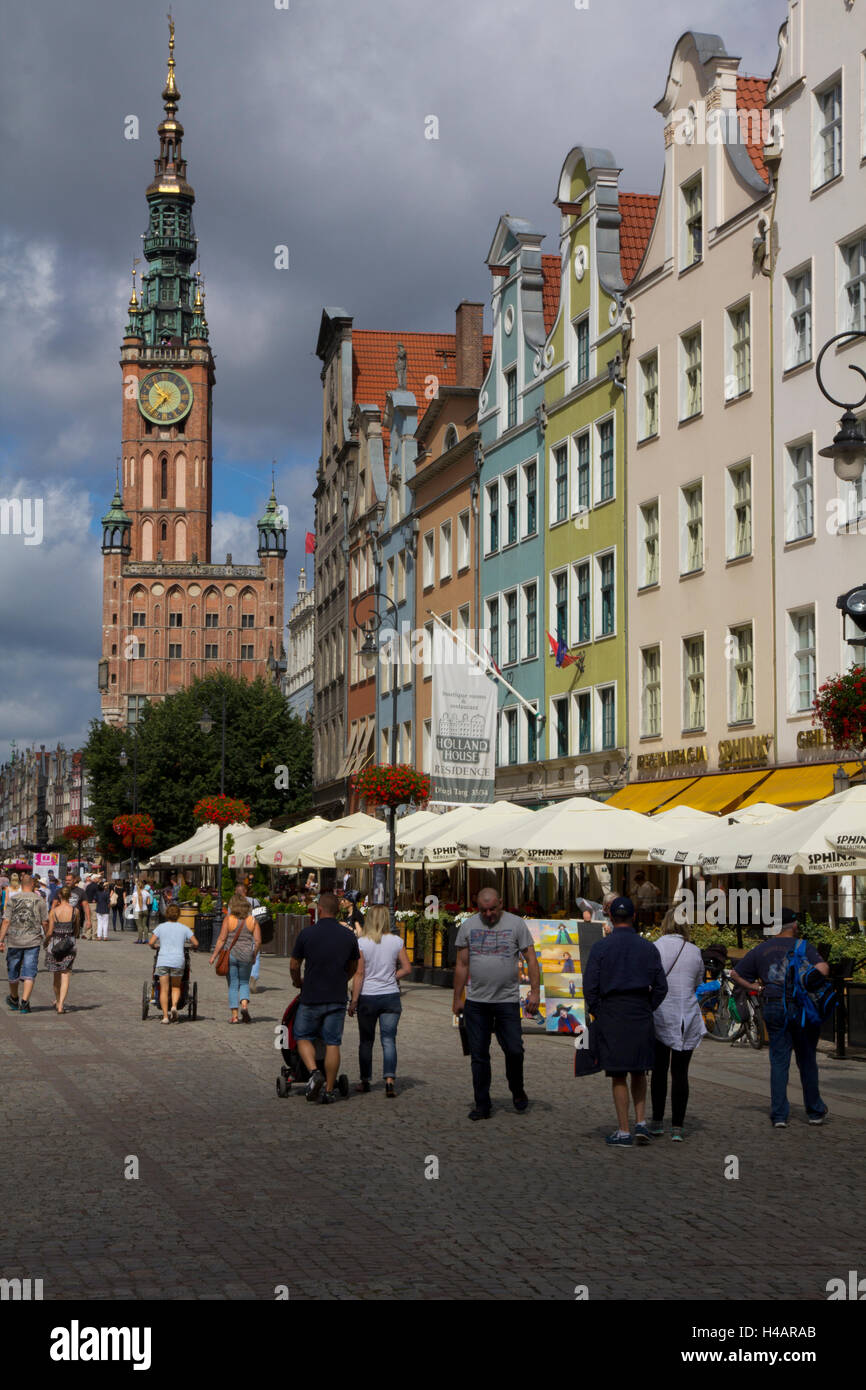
[112,813,155,849]
[192,794,251,828]
[353,764,430,809]
[813,666,866,751]
[63,823,95,845]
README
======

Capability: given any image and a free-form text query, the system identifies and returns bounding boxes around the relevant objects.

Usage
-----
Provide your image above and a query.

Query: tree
[83,673,313,854]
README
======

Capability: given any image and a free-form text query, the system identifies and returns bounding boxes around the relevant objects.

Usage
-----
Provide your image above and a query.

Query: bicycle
[699,968,764,1049]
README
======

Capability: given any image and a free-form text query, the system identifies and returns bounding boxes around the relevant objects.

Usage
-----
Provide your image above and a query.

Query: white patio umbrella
[457,795,659,865]
[259,812,381,868]
[218,824,282,867]
[155,823,219,865]
[649,801,794,866]
[726,802,794,825]
[334,810,442,868]
[697,784,866,875]
[250,815,330,866]
[645,805,720,866]
[185,822,252,865]
[277,813,384,870]
[401,801,531,868]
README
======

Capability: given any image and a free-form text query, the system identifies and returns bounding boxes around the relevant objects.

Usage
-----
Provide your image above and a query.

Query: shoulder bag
[214,917,246,977]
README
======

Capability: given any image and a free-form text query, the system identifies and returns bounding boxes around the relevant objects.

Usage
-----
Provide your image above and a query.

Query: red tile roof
[352,330,491,465]
[736,76,770,184]
[618,193,659,286]
[541,254,561,335]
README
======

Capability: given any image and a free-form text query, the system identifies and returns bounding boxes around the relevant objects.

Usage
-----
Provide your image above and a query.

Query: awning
[337,723,361,781]
[606,778,701,814]
[734,762,863,810]
[355,719,375,773]
[653,770,772,814]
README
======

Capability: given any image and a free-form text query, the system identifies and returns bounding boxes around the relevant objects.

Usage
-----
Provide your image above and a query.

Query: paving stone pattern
[1,933,864,1301]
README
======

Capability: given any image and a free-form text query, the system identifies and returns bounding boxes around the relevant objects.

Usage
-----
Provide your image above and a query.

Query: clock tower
[99,20,286,726]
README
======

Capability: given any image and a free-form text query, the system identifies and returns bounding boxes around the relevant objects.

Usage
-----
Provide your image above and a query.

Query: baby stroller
[141,947,198,1020]
[275,995,349,1098]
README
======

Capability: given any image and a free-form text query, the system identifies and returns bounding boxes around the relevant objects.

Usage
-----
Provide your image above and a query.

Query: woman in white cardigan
[647,912,706,1141]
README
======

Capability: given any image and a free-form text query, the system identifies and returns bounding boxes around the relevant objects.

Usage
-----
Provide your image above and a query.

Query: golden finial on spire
[164,11,178,100]
[193,268,203,309]
[128,258,140,310]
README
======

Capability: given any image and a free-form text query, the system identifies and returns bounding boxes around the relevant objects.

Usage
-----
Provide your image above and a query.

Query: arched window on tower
[161,522,168,542]
[160,457,168,500]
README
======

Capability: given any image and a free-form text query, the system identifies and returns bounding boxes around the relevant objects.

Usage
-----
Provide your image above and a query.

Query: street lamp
[352,592,400,931]
[199,688,227,920]
[816,330,866,482]
[119,731,139,881]
[833,765,851,797]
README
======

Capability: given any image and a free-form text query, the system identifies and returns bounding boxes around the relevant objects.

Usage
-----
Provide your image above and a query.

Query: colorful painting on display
[520,919,589,1036]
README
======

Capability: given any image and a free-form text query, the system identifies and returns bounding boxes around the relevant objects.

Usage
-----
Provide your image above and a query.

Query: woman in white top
[648,912,706,1141]
[347,905,411,1098]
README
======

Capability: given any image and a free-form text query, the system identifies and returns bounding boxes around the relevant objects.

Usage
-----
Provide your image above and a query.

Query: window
[553,444,568,523]
[728,463,752,559]
[168,642,182,659]
[597,552,615,636]
[841,236,866,333]
[729,623,754,724]
[486,482,499,552]
[505,591,518,664]
[160,522,168,542]
[423,621,434,680]
[401,722,412,765]
[598,419,614,501]
[423,531,435,587]
[132,611,146,627]
[524,461,537,535]
[422,719,432,773]
[639,352,659,439]
[133,641,146,660]
[598,686,616,751]
[168,611,183,627]
[575,562,590,643]
[457,511,470,570]
[523,582,537,660]
[553,571,568,643]
[681,483,703,574]
[160,457,168,499]
[397,550,407,601]
[505,472,518,544]
[683,636,705,731]
[487,599,499,667]
[444,424,459,451]
[553,697,569,758]
[680,329,702,419]
[242,643,256,661]
[505,708,518,765]
[575,432,590,513]
[790,608,816,712]
[526,707,538,763]
[576,691,591,753]
[458,604,470,636]
[241,613,254,629]
[814,80,842,188]
[505,367,517,429]
[786,442,814,541]
[726,302,751,398]
[204,611,218,628]
[638,501,659,588]
[575,317,590,384]
[641,646,661,737]
[785,268,812,368]
[204,643,218,660]
[439,521,452,580]
[126,695,147,727]
[682,178,702,267]
[386,556,395,600]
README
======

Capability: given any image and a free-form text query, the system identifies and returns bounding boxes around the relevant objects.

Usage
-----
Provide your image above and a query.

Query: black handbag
[573,1018,602,1077]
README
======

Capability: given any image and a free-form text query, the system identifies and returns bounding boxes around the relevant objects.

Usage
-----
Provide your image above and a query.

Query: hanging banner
[430,627,497,804]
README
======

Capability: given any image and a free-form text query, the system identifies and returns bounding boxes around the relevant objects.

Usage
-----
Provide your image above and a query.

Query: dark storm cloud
[0,0,784,753]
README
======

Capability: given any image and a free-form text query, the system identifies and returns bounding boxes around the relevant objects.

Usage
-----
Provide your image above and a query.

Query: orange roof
[352,330,491,465]
[541,254,560,335]
[736,76,770,184]
[618,192,659,286]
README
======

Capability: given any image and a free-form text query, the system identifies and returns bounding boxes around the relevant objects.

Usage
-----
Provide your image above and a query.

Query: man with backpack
[731,908,830,1128]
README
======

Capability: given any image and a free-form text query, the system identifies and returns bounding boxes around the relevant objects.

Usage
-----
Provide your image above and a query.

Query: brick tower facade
[99,20,286,726]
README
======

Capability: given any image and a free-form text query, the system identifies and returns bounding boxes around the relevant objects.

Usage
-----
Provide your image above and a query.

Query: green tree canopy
[84,674,312,855]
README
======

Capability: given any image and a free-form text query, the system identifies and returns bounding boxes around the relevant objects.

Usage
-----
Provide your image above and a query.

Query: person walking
[209,893,261,1024]
[43,886,81,1013]
[582,896,668,1148]
[130,878,151,943]
[646,911,705,1141]
[64,872,92,940]
[731,908,829,1128]
[109,880,124,932]
[347,904,411,1096]
[289,890,360,1104]
[633,870,661,929]
[149,903,198,1024]
[82,874,100,941]
[452,887,540,1121]
[0,874,49,1014]
[93,876,112,941]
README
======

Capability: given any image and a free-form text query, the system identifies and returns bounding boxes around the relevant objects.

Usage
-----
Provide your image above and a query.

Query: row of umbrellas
[147,784,866,877]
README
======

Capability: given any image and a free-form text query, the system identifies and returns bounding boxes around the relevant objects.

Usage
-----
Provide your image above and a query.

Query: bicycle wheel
[745,1000,764,1050]
[708,985,737,1041]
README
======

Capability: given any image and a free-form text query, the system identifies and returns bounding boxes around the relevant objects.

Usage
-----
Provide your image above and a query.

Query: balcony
[143,234,197,258]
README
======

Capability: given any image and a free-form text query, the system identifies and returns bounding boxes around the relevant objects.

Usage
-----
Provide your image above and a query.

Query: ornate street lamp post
[816,330,866,482]
[353,593,400,931]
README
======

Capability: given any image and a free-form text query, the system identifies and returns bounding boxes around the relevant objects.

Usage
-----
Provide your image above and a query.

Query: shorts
[156,964,184,978]
[294,1002,346,1047]
[605,1070,647,1079]
[7,946,40,981]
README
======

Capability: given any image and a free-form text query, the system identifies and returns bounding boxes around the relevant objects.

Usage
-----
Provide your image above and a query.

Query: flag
[484,645,502,678]
[304,531,316,553]
[547,631,575,668]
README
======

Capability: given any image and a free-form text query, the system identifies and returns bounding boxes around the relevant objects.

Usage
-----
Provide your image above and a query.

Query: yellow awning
[734,762,863,809]
[606,778,701,814]
[655,770,772,814]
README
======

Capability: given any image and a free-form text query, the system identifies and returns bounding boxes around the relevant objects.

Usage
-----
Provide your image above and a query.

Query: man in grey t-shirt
[453,887,540,1121]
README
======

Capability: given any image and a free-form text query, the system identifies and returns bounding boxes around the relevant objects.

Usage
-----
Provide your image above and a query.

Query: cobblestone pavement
[1,931,864,1302]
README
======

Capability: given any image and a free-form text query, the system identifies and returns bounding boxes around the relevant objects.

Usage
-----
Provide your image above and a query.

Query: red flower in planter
[813,666,866,751]
[352,764,430,809]
[112,813,156,849]
[192,794,251,828]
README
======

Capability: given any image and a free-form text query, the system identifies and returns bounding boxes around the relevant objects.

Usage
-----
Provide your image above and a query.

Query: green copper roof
[257,487,286,530]
[102,485,132,527]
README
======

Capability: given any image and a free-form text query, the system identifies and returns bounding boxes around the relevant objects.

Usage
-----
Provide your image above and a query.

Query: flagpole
[425,609,545,727]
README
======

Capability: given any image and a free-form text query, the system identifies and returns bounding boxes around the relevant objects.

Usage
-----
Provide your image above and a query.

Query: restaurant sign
[717,734,772,769]
[636,745,707,779]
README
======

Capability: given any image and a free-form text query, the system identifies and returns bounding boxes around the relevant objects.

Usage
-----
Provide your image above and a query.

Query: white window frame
[594,548,616,639]
[386,555,395,601]
[574,315,590,386]
[573,429,591,517]
[504,365,518,430]
[520,580,538,661]
[679,326,702,420]
[439,520,452,580]
[682,633,706,732]
[550,694,570,759]
[503,588,519,666]
[813,75,843,190]
[503,469,519,546]
[640,645,661,738]
[486,596,500,668]
[422,719,432,773]
[595,415,615,505]
[839,233,866,334]
[485,479,500,553]
[550,568,569,647]
[574,689,592,755]
[788,607,816,714]
[638,350,659,440]
[520,458,538,538]
[638,499,660,588]
[523,701,539,763]
[573,559,591,646]
[679,481,704,575]
[503,706,519,766]
[725,298,751,400]
[457,510,470,571]
[726,461,752,560]
[680,175,703,269]
[784,265,812,369]
[595,683,617,752]
[550,439,569,525]
[423,621,434,681]
[422,530,435,588]
[397,549,407,602]
[784,439,815,542]
[727,622,755,726]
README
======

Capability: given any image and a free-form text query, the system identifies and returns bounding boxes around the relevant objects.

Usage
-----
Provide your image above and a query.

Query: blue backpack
[783,938,836,1027]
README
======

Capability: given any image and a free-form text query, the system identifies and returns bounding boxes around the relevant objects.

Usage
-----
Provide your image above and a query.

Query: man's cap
[608,896,635,920]
[780,907,800,926]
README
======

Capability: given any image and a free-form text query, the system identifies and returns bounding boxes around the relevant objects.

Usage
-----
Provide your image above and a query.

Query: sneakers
[305,1069,325,1103]
[634,1122,652,1145]
[320,1090,338,1105]
[513,1093,529,1113]
[605,1131,633,1147]
[468,1107,491,1121]
[6,995,19,1012]
[355,1079,371,1094]
[385,1080,396,1099]
[646,1121,664,1138]
[671,1126,685,1142]
[773,1120,788,1128]
[18,1001,31,1015]
[808,1109,828,1126]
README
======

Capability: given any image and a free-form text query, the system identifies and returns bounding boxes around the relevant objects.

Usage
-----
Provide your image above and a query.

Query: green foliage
[402,909,456,954]
[250,858,269,902]
[82,673,313,855]
[178,881,198,904]
[800,915,866,968]
[200,893,215,915]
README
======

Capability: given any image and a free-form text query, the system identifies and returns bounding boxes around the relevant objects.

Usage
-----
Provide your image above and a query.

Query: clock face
[138,370,193,425]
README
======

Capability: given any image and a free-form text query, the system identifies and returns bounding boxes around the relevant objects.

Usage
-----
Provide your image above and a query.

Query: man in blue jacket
[583,896,667,1148]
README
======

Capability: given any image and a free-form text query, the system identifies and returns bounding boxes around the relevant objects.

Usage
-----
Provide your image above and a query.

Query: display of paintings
[520,920,588,1031]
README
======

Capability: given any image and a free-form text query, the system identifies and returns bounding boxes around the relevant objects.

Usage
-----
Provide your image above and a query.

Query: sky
[0,0,785,760]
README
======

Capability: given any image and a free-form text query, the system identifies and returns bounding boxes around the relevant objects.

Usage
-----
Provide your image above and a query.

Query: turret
[257,484,287,557]
[101,480,132,554]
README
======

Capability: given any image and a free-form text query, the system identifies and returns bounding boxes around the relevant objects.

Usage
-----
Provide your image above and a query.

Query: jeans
[294,1001,346,1047]
[762,999,827,1124]
[356,992,402,1079]
[227,958,253,1009]
[111,907,123,931]
[651,1042,694,1127]
[7,946,40,981]
[462,999,525,1112]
